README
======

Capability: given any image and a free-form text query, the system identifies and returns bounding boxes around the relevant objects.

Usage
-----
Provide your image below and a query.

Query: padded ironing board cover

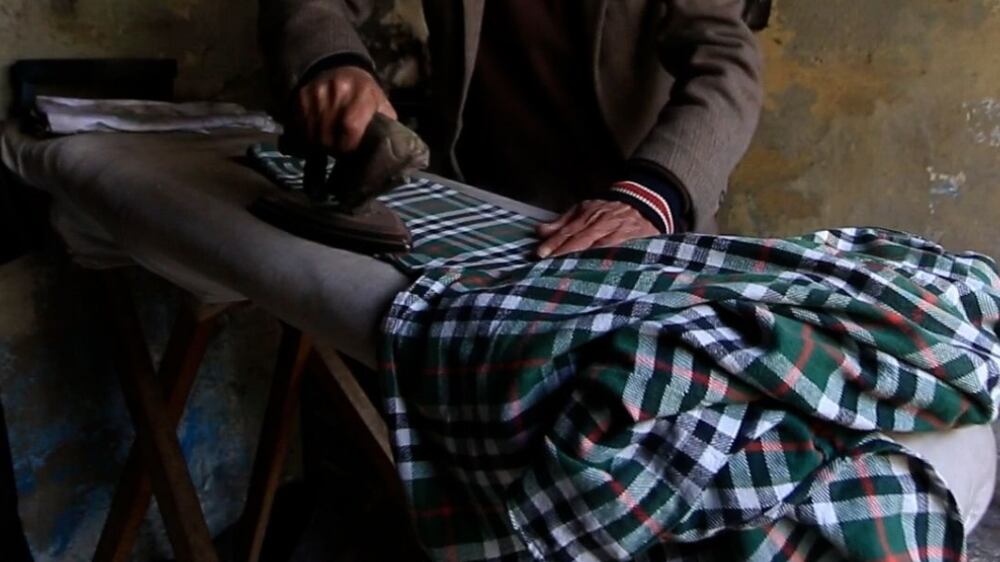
[0,124,995,533]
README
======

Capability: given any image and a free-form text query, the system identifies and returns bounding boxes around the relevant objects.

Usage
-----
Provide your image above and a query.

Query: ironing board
[1,124,996,557]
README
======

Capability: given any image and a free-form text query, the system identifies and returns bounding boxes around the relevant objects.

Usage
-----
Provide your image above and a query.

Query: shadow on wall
[0,254,281,561]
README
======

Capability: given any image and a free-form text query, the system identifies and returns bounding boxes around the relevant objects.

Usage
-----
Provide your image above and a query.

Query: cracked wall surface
[724,0,1000,261]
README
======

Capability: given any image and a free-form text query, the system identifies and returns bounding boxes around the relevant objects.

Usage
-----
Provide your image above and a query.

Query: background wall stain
[725,0,1000,259]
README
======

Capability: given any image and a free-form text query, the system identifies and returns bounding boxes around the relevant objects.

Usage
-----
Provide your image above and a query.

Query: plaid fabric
[248,144,538,271]
[378,228,1000,561]
[248,145,1000,561]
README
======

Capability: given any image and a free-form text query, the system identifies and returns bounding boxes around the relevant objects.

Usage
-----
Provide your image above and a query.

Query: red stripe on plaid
[744,440,818,453]
[821,315,959,430]
[854,455,901,562]
[849,315,954,429]
[905,546,962,561]
[771,324,814,397]
[755,241,774,272]
[608,479,667,538]
[610,181,675,234]
[765,521,810,562]
[645,356,758,403]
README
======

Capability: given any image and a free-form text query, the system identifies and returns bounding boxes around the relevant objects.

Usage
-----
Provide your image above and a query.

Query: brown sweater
[455,0,622,212]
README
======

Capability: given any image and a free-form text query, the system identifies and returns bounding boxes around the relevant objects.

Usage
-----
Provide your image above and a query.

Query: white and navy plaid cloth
[250,145,1000,561]
[379,230,1000,562]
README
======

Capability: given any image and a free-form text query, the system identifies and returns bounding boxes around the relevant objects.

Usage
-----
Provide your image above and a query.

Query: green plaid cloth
[379,229,1000,561]
[248,144,539,271]
[250,146,1000,561]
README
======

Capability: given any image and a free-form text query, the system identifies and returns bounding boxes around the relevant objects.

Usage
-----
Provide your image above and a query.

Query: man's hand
[295,66,398,153]
[536,200,660,258]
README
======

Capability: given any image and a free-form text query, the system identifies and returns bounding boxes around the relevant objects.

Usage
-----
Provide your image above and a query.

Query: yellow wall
[725,0,1000,259]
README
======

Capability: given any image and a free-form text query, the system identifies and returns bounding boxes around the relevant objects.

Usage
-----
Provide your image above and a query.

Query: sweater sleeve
[258,0,376,109]
[598,162,690,234]
[629,0,763,231]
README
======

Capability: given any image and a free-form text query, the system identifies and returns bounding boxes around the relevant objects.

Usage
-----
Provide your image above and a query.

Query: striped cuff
[607,181,676,234]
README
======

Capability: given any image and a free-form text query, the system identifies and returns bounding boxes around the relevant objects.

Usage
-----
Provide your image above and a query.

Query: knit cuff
[604,181,678,234]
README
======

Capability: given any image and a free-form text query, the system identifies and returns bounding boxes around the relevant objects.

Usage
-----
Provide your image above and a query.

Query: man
[260,0,763,257]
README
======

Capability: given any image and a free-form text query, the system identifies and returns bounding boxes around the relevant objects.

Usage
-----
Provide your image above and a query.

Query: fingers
[590,231,640,249]
[536,205,578,237]
[317,83,347,148]
[294,66,397,154]
[537,201,608,258]
[337,89,378,152]
[296,86,318,144]
[537,200,660,258]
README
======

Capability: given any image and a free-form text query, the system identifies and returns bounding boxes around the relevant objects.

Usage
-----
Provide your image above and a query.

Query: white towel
[34,96,283,135]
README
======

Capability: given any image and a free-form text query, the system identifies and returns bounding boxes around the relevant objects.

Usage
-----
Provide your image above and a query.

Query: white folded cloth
[34,96,283,135]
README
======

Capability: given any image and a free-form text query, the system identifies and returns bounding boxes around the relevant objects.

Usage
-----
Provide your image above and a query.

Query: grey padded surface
[1,124,994,533]
[1,124,552,368]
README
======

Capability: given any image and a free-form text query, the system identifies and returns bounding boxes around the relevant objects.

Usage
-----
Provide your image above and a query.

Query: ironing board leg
[94,298,232,562]
[97,271,221,562]
[236,324,312,562]
[306,351,399,497]
[303,348,430,560]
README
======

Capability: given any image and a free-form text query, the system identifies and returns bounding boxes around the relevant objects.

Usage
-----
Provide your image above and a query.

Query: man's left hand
[536,200,660,258]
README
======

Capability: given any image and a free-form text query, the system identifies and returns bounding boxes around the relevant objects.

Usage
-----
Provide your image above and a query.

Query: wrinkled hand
[536,200,660,258]
[295,66,397,153]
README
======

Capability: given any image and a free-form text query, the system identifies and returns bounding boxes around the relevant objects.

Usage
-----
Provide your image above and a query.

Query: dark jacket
[259,0,764,232]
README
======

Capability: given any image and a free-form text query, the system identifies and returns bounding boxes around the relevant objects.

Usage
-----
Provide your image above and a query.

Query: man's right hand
[294,65,398,154]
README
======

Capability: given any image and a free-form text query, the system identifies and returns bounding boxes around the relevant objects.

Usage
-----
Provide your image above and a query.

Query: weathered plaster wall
[0,0,268,111]
[724,0,1000,260]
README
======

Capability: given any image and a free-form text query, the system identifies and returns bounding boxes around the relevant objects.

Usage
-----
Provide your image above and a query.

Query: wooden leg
[236,325,312,562]
[306,348,397,487]
[93,299,230,562]
[97,272,221,562]
[305,346,430,561]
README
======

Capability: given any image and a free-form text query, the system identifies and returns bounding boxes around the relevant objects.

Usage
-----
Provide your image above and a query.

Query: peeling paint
[926,167,966,197]
[964,98,1000,148]
[726,1,1000,260]
[926,167,965,218]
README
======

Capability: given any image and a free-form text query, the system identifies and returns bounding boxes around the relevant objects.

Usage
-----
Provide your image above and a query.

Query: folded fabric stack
[32,96,282,135]
[380,229,1000,562]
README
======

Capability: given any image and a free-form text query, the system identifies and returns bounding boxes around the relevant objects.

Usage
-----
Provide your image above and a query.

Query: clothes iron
[250,113,430,254]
